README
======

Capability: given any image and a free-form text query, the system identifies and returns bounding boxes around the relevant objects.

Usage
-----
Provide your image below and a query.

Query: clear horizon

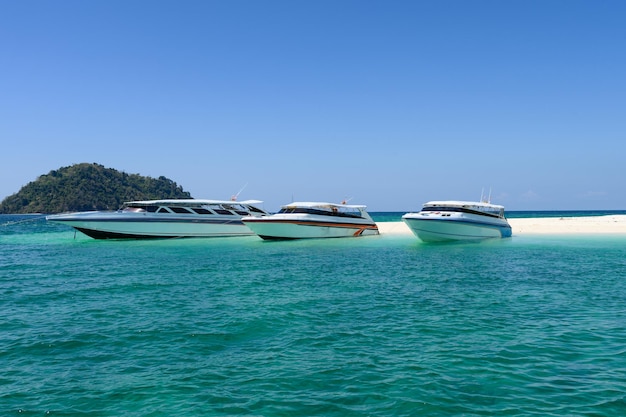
[2,1,625,212]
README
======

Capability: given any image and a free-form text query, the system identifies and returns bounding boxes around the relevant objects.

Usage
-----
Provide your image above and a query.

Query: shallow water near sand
[2,214,626,416]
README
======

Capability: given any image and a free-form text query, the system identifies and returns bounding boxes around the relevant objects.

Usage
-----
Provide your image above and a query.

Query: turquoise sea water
[2,214,626,416]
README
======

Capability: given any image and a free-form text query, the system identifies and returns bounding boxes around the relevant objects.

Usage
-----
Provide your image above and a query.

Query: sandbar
[377,215,626,236]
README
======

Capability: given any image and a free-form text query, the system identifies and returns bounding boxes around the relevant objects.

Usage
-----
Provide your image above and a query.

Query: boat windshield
[423,205,504,218]
[278,206,363,218]
[122,206,146,213]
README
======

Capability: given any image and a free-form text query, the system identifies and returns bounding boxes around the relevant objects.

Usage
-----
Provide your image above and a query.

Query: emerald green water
[2,215,626,416]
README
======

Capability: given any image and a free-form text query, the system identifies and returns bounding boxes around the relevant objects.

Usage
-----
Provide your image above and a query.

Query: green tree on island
[0,163,192,214]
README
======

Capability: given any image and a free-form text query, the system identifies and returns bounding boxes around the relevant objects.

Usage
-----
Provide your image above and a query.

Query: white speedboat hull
[46,199,268,239]
[242,217,379,240]
[402,212,512,242]
[242,201,379,240]
[47,213,254,239]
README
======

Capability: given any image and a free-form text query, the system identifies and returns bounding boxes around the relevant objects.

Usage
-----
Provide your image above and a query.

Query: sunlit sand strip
[376,222,413,235]
[377,215,626,236]
[509,215,626,234]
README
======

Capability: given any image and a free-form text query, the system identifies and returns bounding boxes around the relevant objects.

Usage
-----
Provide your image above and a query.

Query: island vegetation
[0,163,193,214]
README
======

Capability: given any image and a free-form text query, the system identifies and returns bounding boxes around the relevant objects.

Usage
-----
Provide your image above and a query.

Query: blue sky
[1,1,625,212]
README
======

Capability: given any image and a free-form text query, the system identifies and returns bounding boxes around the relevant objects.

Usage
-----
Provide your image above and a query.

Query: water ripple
[3,218,626,415]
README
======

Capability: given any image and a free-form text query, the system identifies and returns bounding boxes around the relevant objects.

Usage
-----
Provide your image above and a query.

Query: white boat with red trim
[402,200,512,242]
[241,201,379,240]
[46,199,269,239]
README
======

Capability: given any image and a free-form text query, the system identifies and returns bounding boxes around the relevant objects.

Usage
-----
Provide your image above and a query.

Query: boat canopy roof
[423,200,505,210]
[125,199,263,206]
[281,202,368,210]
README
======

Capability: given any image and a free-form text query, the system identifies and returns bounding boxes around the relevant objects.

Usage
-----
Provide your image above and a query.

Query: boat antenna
[231,182,248,201]
[480,187,491,204]
[480,187,492,203]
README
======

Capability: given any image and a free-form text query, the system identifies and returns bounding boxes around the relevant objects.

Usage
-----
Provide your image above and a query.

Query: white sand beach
[508,215,626,235]
[378,215,626,236]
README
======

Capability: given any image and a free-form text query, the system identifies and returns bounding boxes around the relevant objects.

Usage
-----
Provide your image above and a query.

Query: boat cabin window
[423,205,502,218]
[169,207,193,214]
[335,207,362,218]
[223,204,252,216]
[214,209,234,215]
[123,204,160,213]
[192,208,214,215]
[157,207,171,213]
[278,207,362,218]
[248,206,266,214]
[123,207,146,213]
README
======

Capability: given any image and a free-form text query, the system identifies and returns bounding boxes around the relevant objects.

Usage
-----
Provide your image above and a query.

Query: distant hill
[0,163,193,214]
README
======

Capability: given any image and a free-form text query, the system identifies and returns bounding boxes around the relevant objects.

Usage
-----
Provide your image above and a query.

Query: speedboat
[241,201,379,240]
[402,200,512,242]
[46,199,269,239]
